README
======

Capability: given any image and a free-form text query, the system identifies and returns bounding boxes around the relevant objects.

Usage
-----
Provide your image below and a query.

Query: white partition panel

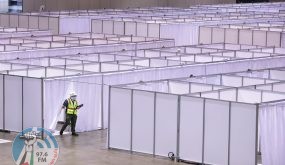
[1,14,9,27]
[114,21,124,35]
[10,15,19,27]
[220,89,237,102]
[262,92,285,102]
[132,90,154,154]
[148,24,159,38]
[238,89,261,103]
[253,30,266,46]
[270,70,285,80]
[243,77,264,86]
[137,22,148,37]
[225,29,238,44]
[204,99,229,165]
[273,83,285,93]
[199,27,211,44]
[125,22,136,36]
[0,75,3,129]
[29,16,39,29]
[23,78,42,129]
[92,20,103,33]
[191,83,212,93]
[230,103,257,165]
[180,96,204,163]
[39,16,49,30]
[212,28,225,43]
[19,15,29,28]
[103,20,114,34]
[169,81,189,94]
[4,75,22,132]
[109,88,131,150]
[155,93,178,157]
[222,75,242,87]
[239,30,253,45]
[267,32,281,47]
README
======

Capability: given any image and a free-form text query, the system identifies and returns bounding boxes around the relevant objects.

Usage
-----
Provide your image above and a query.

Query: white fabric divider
[114,21,124,35]
[199,27,212,44]
[23,77,42,129]
[201,91,219,99]
[230,102,257,165]
[204,99,229,165]
[239,30,253,45]
[180,96,204,163]
[253,30,267,46]
[270,70,285,80]
[83,63,100,72]
[59,17,91,34]
[0,75,3,129]
[109,87,132,150]
[238,89,261,103]
[150,59,167,67]
[46,68,65,77]
[225,28,238,44]
[190,83,213,93]
[91,20,103,33]
[262,91,285,102]
[44,75,102,132]
[267,31,281,47]
[168,81,189,94]
[273,83,285,93]
[101,63,119,72]
[132,90,154,154]
[137,22,148,37]
[260,102,285,165]
[220,89,237,102]
[256,84,272,91]
[148,24,160,38]
[222,75,242,87]
[103,20,114,34]
[125,22,136,36]
[161,24,199,46]
[155,93,178,157]
[4,75,22,132]
[243,77,265,86]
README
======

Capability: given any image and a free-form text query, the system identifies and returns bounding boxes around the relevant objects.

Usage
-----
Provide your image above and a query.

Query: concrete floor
[0,129,186,165]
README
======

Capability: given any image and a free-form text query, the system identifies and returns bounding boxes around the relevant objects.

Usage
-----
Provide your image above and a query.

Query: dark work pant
[60,114,77,133]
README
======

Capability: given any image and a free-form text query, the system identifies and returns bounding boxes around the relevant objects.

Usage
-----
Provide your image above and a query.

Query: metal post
[255,104,259,165]
[153,92,157,156]
[202,98,206,164]
[101,75,104,129]
[3,75,5,130]
[41,78,44,139]
[176,96,181,161]
[107,86,111,148]
[130,90,134,152]
[22,77,24,131]
[227,102,232,165]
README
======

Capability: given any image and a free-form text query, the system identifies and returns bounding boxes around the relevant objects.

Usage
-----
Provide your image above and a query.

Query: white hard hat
[70,92,77,97]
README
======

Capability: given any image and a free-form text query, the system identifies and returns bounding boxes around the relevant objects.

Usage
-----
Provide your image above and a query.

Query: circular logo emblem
[12,127,59,165]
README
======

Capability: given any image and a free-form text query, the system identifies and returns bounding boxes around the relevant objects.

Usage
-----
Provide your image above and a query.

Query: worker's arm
[77,104,84,109]
[62,100,68,110]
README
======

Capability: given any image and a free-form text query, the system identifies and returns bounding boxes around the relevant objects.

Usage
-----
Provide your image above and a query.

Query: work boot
[60,131,63,135]
[72,133,79,136]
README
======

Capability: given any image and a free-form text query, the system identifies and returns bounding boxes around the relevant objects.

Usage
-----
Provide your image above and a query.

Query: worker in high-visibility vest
[60,92,83,136]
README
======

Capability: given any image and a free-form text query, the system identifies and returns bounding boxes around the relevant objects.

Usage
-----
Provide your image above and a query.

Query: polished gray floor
[0,129,186,165]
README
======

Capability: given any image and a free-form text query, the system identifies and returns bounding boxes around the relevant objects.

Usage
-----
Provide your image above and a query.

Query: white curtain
[259,102,285,165]
[44,75,102,132]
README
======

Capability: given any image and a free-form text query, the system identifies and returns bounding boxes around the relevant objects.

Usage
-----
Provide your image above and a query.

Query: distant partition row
[199,26,284,47]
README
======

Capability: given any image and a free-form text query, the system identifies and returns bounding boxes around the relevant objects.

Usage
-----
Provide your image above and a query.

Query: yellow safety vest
[66,99,78,115]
